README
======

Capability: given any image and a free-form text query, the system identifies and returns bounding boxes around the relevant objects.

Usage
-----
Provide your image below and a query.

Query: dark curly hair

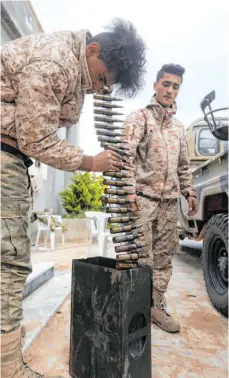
[88,18,147,98]
[156,64,185,83]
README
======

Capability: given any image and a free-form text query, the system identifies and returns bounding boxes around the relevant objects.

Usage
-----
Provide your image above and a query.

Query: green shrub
[59,172,106,218]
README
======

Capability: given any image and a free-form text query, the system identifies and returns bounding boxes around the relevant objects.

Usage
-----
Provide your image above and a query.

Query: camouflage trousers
[137,195,179,293]
[1,151,32,332]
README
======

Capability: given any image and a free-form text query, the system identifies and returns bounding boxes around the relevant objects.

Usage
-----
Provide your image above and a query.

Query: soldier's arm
[177,126,197,198]
[15,61,91,171]
[122,109,145,187]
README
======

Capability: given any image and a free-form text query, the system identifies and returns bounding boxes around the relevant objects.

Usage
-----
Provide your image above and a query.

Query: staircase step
[22,262,55,299]
[22,270,71,352]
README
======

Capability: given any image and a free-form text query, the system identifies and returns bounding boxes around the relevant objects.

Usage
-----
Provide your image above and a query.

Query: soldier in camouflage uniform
[123,64,198,333]
[0,19,147,377]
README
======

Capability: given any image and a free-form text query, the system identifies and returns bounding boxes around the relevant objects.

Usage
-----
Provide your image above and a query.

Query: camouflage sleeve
[15,61,84,171]
[123,109,146,187]
[178,127,197,198]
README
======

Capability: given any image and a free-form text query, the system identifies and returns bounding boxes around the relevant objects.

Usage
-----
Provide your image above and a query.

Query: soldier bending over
[0,18,147,377]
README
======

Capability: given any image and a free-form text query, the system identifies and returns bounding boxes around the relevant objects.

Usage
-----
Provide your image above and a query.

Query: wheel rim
[209,236,228,295]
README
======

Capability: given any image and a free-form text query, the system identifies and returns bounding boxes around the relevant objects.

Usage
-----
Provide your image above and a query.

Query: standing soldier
[0,18,147,377]
[124,64,198,333]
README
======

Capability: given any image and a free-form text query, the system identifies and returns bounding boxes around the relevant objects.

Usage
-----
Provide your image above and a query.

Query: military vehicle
[178,91,228,317]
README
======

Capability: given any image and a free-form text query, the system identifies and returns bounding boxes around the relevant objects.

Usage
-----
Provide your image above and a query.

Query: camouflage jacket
[1,30,92,171]
[123,97,196,199]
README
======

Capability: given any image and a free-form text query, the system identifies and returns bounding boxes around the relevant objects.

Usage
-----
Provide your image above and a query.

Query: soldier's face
[153,73,182,107]
[86,43,114,94]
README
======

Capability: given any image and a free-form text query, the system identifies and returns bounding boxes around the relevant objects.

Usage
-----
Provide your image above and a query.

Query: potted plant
[59,172,106,243]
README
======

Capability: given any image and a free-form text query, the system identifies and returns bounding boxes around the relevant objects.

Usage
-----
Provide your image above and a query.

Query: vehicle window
[198,128,219,156]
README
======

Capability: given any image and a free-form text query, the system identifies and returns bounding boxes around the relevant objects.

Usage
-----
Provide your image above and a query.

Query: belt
[1,142,33,168]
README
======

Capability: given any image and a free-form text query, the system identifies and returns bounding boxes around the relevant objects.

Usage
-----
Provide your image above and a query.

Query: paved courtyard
[24,243,228,377]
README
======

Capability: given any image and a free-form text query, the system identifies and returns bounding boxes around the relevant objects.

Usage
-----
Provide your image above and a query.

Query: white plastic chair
[85,211,111,257]
[51,215,65,250]
[35,214,65,251]
[85,214,99,258]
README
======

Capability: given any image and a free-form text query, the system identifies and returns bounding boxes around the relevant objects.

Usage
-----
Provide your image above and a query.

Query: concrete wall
[32,124,80,215]
[1,25,12,43]
[30,218,90,246]
[1,1,43,42]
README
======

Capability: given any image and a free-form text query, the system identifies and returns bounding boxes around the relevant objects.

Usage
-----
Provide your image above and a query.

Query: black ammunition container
[69,257,151,378]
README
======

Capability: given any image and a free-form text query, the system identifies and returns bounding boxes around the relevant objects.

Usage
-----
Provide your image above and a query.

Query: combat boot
[1,327,64,377]
[151,288,180,333]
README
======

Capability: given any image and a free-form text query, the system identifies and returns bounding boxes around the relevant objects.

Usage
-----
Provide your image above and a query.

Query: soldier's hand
[92,150,125,172]
[187,196,198,216]
[127,194,140,214]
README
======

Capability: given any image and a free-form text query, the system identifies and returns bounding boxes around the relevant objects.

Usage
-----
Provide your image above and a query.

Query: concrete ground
[24,242,228,378]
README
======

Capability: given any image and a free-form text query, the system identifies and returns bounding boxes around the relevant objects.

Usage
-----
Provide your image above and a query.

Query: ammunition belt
[94,94,148,270]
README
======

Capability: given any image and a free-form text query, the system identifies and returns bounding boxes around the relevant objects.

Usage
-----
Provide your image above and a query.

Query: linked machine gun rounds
[94,123,124,130]
[94,108,124,117]
[93,93,148,270]
[101,143,131,158]
[94,115,124,124]
[93,94,123,102]
[96,129,124,138]
[93,101,123,109]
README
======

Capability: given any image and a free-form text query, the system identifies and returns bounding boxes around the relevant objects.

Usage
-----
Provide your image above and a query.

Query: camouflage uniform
[136,196,178,292]
[123,96,196,293]
[1,30,92,170]
[1,30,92,333]
[1,152,32,332]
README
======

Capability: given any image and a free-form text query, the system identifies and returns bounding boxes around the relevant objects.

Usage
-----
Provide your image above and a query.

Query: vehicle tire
[203,213,228,317]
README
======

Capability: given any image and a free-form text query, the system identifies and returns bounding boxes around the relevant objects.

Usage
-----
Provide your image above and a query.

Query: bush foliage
[59,172,106,217]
